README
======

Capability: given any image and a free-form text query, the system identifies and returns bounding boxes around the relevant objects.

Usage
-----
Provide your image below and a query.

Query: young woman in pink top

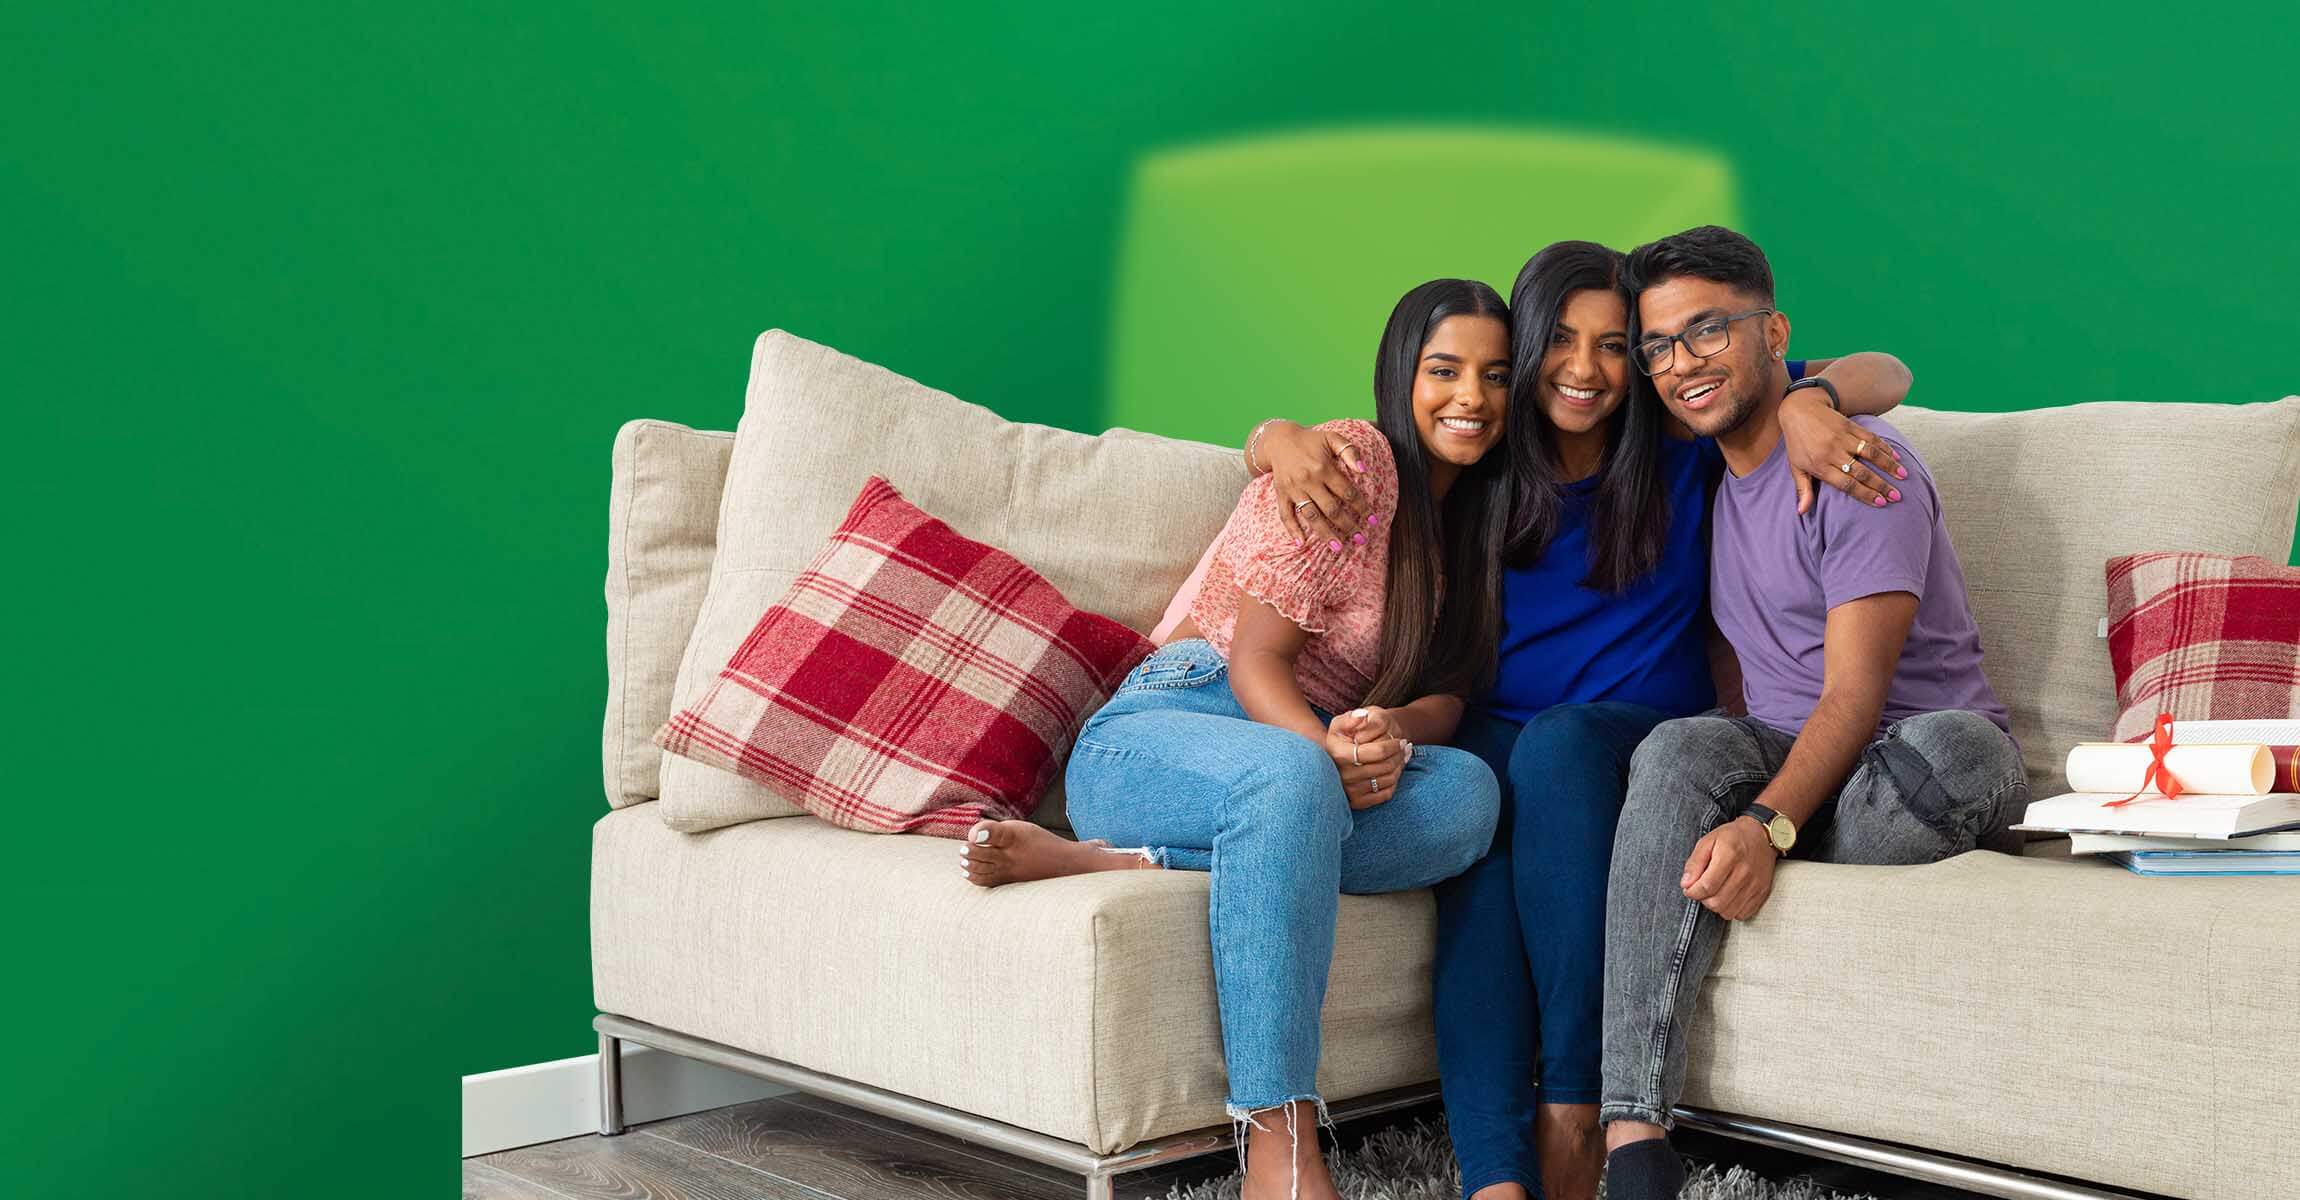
[962,279,1514,1200]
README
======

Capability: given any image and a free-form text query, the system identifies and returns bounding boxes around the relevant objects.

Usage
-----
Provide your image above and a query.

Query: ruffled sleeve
[1201,419,1398,634]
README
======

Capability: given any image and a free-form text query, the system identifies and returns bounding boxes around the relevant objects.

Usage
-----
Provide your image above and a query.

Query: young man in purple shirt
[1595,226,2026,1200]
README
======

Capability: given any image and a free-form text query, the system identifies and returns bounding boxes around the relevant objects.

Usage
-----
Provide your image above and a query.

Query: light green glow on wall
[1105,128,1736,444]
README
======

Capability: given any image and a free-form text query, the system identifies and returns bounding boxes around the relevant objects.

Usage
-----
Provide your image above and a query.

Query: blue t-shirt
[1483,361,1804,723]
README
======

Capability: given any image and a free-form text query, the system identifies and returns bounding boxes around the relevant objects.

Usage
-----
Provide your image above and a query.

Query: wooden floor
[465,1091,1231,1200]
[465,1092,2011,1200]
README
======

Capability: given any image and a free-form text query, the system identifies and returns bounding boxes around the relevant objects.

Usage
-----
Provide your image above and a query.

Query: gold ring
[1855,440,1869,457]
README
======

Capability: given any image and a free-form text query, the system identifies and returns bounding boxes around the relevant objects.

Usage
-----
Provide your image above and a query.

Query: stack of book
[2016,719,2300,876]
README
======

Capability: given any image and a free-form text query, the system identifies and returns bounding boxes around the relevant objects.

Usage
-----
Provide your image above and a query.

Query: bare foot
[1536,1103,1603,1200]
[1242,1101,1339,1200]
[960,820,1157,887]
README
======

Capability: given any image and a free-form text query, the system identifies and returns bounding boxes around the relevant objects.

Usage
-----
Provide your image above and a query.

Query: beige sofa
[592,331,2300,1199]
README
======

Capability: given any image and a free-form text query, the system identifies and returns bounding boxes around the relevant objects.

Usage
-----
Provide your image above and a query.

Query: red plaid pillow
[2105,552,2300,742]
[655,477,1154,837]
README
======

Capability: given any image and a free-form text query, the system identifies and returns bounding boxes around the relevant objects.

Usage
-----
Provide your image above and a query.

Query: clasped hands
[1323,706,1409,810]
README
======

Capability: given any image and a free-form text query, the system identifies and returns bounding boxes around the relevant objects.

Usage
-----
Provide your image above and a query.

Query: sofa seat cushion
[595,808,2297,1196]
[1685,849,2299,1200]
[590,805,1438,1154]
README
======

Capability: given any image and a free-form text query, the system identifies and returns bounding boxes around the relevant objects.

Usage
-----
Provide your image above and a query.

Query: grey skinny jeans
[1599,709,2027,1128]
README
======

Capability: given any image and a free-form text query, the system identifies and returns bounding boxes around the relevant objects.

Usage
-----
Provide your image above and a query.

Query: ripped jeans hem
[1226,1094,1331,1192]
[1225,1094,1330,1128]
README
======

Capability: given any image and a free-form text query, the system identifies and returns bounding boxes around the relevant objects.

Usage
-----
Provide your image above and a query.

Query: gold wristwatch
[1743,802,1796,856]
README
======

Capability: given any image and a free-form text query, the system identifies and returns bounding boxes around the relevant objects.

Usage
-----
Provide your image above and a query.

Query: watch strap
[1785,375,1841,412]
[1743,803,1792,855]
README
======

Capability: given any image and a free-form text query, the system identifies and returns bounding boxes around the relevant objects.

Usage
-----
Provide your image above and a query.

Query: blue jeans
[1063,639,1501,1115]
[1432,701,1673,1198]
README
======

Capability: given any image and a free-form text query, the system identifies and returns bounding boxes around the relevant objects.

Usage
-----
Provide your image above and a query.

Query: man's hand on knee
[1680,818,1778,921]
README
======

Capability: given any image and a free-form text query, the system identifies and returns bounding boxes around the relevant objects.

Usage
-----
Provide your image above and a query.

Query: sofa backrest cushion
[1889,398,2300,796]
[656,331,1248,832]
[602,420,735,808]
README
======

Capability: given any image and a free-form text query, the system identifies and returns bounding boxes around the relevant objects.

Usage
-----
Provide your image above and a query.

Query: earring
[1775,350,1785,359]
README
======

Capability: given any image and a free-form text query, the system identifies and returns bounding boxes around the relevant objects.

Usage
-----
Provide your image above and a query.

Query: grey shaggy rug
[1153,1120,1881,1200]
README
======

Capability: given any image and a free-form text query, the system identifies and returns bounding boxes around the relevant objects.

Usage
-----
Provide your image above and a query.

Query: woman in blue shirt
[1243,240,1910,1200]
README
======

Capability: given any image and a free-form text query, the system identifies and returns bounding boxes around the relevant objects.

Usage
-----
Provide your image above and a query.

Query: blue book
[2104,849,2300,876]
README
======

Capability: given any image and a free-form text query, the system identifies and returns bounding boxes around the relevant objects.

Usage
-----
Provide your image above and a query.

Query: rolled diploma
[2063,742,2273,796]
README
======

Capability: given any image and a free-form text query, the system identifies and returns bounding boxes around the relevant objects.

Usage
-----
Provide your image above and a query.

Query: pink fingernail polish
[1888,488,1902,502]
[1895,467,1908,479]
[1351,533,1365,545]
[1328,540,1343,553]
[1873,496,1888,507]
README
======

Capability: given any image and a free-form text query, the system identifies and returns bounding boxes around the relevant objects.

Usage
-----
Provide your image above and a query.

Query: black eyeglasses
[1633,308,1775,376]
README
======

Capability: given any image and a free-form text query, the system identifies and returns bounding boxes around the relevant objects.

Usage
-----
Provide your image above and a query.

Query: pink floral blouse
[1168,420,1401,714]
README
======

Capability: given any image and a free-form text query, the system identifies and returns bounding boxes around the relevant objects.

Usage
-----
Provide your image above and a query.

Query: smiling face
[1536,287,1631,441]
[1411,314,1510,480]
[1636,274,1788,439]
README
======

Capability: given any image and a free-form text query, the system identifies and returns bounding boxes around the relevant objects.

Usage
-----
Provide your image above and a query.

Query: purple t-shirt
[1708,416,2009,738]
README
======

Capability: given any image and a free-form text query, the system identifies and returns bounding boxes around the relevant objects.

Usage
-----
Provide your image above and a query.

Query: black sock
[1604,1137,1685,1200]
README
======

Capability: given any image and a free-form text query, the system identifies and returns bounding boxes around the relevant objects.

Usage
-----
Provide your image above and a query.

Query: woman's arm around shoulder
[1778,352,1915,514]
[1238,416,1382,546]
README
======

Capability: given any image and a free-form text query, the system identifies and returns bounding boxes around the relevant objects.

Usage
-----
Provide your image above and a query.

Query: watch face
[1767,816,1795,851]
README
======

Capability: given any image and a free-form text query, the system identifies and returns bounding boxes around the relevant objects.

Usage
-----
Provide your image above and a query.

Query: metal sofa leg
[598,1032,626,1136]
[1084,1170,1114,1200]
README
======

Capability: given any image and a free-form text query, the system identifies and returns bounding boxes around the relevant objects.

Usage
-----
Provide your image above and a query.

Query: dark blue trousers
[1432,701,1673,1198]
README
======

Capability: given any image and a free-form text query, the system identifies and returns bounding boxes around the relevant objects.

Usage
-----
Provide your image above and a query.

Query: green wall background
[7,4,2297,1196]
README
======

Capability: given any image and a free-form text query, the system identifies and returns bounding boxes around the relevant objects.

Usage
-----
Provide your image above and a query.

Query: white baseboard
[462,1042,787,1157]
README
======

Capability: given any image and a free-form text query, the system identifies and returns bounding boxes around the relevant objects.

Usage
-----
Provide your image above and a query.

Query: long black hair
[1362,278,1512,709]
[1499,240,1672,593]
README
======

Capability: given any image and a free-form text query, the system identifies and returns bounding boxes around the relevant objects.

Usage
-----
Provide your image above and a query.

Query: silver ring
[1293,499,1314,511]
[1368,777,1381,792]
[1350,741,1361,767]
[1838,461,1854,476]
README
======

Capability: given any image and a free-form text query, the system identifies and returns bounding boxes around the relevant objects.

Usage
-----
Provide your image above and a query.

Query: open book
[2070,830,2300,854]
[2016,791,2300,839]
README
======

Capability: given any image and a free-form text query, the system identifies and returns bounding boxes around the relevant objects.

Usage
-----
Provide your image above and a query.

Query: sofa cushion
[2105,551,2300,740]
[658,331,1247,833]
[590,806,1437,1153]
[1684,849,2299,1200]
[1889,398,2300,798]
[655,476,1153,836]
[593,805,2298,1195]
[602,420,735,809]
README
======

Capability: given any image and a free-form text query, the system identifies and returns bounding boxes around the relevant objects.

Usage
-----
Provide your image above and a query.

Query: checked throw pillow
[655,476,1154,837]
[2105,551,2300,742]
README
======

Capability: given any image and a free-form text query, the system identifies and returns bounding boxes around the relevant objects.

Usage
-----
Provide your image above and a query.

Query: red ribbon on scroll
[2104,712,2183,808]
